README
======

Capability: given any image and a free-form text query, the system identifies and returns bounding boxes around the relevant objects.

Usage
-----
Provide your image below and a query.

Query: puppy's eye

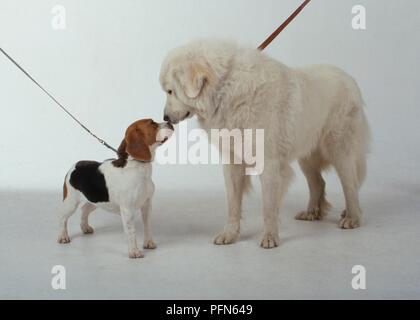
[167,90,173,95]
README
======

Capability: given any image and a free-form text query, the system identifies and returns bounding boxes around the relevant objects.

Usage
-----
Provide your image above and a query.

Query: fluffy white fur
[160,39,370,248]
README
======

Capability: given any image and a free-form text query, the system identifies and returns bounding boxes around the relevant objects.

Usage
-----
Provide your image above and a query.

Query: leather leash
[258,0,311,51]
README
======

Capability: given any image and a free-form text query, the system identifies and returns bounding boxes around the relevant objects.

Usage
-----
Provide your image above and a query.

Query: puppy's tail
[63,173,68,201]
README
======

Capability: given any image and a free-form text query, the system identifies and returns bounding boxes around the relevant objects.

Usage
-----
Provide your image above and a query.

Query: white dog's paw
[143,240,157,249]
[57,233,70,244]
[339,217,360,229]
[295,207,323,221]
[214,231,239,245]
[296,199,331,221]
[81,224,94,234]
[339,211,361,229]
[260,232,279,249]
[128,248,144,259]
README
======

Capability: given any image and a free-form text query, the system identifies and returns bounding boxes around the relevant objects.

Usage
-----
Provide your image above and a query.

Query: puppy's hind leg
[295,149,331,221]
[80,203,96,234]
[58,181,80,244]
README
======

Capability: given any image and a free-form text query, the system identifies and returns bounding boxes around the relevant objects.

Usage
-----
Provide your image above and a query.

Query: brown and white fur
[160,39,370,249]
[58,119,174,258]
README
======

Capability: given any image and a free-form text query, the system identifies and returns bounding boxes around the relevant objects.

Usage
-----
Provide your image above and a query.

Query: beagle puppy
[58,119,174,258]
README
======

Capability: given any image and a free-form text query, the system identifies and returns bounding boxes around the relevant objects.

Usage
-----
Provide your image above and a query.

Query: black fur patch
[69,161,109,203]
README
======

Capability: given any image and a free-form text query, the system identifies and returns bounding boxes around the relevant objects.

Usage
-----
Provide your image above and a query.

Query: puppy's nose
[163,115,170,122]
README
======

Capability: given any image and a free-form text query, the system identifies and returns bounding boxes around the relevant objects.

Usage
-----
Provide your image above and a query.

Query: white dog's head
[159,40,236,124]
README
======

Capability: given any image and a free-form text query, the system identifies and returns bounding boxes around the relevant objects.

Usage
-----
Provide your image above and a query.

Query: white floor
[1,181,420,299]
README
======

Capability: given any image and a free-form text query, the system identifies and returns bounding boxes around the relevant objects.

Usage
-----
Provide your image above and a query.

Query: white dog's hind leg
[333,155,363,229]
[327,105,368,229]
[214,164,249,245]
[259,162,293,249]
[80,203,96,234]
[296,150,331,221]
[141,199,156,249]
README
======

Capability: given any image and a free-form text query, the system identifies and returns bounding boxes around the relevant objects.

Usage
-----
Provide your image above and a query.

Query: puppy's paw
[295,208,323,221]
[339,212,361,229]
[57,233,70,244]
[260,232,279,249]
[143,240,157,249]
[81,225,94,234]
[214,231,238,245]
[128,248,144,259]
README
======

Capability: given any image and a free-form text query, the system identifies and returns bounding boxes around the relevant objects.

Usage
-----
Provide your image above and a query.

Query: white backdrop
[1,0,420,300]
[0,0,419,192]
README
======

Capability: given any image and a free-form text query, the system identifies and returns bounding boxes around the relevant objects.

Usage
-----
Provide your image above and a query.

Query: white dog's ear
[176,62,211,99]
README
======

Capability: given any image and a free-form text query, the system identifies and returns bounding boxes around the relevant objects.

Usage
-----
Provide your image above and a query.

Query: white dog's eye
[167,90,173,95]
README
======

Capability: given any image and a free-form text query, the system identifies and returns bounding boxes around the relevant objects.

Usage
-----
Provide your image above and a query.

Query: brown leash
[258,0,312,51]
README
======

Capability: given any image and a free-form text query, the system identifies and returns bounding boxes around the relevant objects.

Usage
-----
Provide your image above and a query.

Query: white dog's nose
[166,121,174,131]
[164,114,179,125]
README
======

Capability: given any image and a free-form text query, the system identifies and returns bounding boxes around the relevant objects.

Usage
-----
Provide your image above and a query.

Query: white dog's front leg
[214,164,248,245]
[120,206,143,258]
[259,162,293,249]
[141,199,156,249]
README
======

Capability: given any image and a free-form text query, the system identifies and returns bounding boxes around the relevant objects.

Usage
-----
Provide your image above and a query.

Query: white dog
[160,40,369,248]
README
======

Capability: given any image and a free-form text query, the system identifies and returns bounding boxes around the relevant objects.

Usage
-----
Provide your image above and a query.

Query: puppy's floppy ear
[112,139,129,167]
[125,129,152,162]
[176,62,211,99]
[117,139,127,157]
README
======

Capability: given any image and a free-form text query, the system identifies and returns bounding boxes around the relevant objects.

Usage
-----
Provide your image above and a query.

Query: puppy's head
[159,40,236,124]
[113,119,174,167]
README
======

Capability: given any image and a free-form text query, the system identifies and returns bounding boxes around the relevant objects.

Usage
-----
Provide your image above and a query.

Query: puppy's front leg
[214,164,248,245]
[259,162,293,249]
[120,207,144,258]
[141,199,156,249]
